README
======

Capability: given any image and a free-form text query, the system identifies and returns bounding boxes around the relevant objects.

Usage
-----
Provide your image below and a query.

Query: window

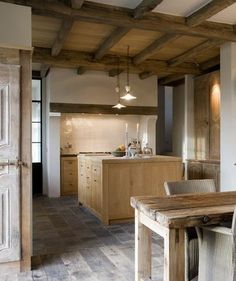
[32,79,42,163]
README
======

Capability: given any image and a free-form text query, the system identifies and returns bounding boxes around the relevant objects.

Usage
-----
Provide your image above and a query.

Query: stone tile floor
[1,196,164,281]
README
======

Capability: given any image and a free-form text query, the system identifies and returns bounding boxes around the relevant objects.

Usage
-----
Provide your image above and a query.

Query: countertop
[78,154,182,163]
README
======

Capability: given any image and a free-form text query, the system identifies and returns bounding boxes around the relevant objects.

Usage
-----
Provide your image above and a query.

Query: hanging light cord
[117,57,121,101]
[127,45,130,89]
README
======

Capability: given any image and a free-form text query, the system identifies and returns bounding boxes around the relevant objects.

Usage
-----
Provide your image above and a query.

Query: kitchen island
[77,155,182,224]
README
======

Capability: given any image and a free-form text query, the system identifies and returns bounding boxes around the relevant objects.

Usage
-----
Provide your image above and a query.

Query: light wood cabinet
[78,155,182,224]
[61,156,78,196]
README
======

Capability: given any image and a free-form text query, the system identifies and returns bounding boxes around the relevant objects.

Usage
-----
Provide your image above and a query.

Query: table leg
[164,228,185,281]
[135,209,152,281]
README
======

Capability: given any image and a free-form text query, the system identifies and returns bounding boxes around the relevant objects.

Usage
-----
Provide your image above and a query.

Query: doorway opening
[32,78,42,195]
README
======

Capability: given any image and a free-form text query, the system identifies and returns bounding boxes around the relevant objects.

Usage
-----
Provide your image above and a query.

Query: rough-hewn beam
[133,0,163,19]
[50,102,158,115]
[51,18,74,56]
[2,1,236,42]
[168,39,223,67]
[33,47,201,75]
[158,74,184,86]
[77,66,86,75]
[139,71,155,79]
[186,0,236,27]
[94,27,130,60]
[71,0,84,9]
[108,68,124,77]
[133,34,180,65]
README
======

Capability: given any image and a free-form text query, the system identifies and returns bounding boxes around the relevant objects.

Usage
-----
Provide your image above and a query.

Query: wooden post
[135,209,152,281]
[20,50,32,271]
[164,228,185,281]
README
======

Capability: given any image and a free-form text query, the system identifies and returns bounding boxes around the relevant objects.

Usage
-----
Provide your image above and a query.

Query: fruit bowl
[111,151,126,157]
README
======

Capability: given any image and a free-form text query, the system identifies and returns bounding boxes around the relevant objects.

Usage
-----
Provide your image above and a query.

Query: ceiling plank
[186,0,236,27]
[51,18,74,56]
[108,68,124,77]
[158,74,185,86]
[33,47,201,76]
[133,0,163,19]
[200,55,220,71]
[70,0,84,9]
[94,27,130,60]
[3,1,236,42]
[139,71,155,79]
[133,34,180,65]
[168,39,223,67]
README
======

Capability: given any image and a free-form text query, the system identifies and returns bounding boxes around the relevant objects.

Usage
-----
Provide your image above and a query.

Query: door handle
[0,158,28,169]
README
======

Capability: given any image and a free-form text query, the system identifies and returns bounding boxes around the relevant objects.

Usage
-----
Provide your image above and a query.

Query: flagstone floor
[1,196,164,281]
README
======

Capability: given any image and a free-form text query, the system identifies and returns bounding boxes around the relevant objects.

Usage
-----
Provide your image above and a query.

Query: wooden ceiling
[3,0,236,84]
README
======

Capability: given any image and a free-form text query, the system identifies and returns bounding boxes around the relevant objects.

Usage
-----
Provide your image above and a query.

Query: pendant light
[121,45,137,101]
[113,57,126,109]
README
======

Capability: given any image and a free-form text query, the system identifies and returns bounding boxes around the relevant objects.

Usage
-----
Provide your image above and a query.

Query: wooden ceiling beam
[40,64,50,78]
[186,0,236,27]
[94,27,130,60]
[139,71,155,79]
[51,18,74,56]
[33,47,201,76]
[2,1,236,42]
[70,0,84,9]
[133,34,180,64]
[133,0,163,19]
[168,39,224,67]
[94,0,163,60]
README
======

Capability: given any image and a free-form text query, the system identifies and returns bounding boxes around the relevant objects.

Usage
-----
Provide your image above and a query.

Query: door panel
[0,64,20,263]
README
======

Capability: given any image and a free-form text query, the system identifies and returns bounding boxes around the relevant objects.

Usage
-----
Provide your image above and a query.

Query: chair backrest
[164,179,216,196]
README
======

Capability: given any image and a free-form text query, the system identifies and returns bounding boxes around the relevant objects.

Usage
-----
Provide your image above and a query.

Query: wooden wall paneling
[209,72,220,160]
[20,50,32,271]
[187,161,203,179]
[194,70,220,160]
[187,160,220,191]
[194,74,210,159]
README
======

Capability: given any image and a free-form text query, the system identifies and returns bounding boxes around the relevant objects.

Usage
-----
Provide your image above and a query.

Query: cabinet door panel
[61,157,78,196]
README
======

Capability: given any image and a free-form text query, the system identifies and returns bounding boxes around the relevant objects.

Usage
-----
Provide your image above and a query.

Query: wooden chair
[164,179,216,281]
[197,208,236,281]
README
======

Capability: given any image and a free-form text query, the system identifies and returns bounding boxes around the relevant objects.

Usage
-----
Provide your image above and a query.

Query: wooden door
[0,64,20,263]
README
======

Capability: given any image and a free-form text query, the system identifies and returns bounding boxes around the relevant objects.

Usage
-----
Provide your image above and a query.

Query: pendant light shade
[112,57,126,109]
[120,45,137,101]
[112,102,126,109]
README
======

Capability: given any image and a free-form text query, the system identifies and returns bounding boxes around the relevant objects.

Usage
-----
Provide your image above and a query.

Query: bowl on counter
[111,151,126,157]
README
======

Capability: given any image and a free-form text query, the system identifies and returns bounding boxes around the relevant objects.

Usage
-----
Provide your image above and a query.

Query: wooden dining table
[131,191,236,281]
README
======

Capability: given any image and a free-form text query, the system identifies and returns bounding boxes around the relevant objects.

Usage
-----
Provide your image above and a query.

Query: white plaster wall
[220,43,236,191]
[0,2,31,49]
[48,115,61,197]
[172,84,185,157]
[183,75,195,161]
[49,68,157,106]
